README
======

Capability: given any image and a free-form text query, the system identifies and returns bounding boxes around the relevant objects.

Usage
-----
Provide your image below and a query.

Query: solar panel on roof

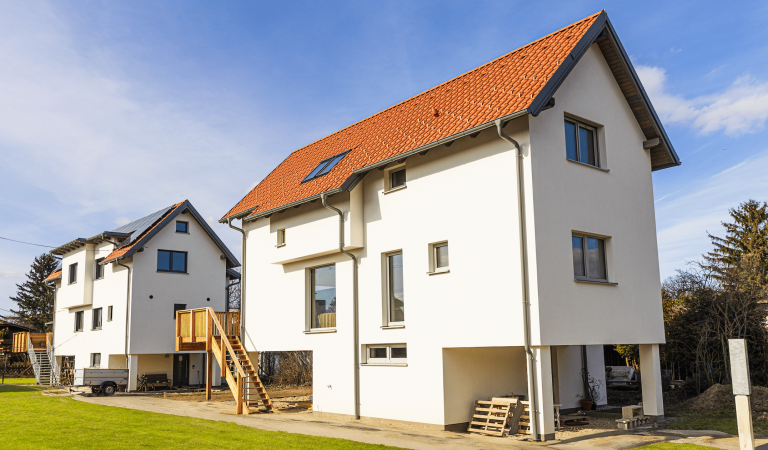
[110,204,175,246]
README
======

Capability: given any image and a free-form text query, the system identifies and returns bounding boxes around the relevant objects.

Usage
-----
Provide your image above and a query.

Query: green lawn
[666,414,739,435]
[0,385,403,449]
[633,444,719,450]
[0,377,37,384]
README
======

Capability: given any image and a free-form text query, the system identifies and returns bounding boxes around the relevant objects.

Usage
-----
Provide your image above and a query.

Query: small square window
[390,168,406,189]
[277,229,286,247]
[572,234,607,282]
[564,118,599,167]
[95,258,105,279]
[69,263,78,284]
[176,221,189,233]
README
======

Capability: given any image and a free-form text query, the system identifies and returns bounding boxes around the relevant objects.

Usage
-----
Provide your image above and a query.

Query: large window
[157,250,187,273]
[69,263,78,284]
[95,258,105,279]
[310,265,336,329]
[92,308,102,330]
[564,118,599,167]
[572,234,607,282]
[74,311,84,332]
[386,252,405,324]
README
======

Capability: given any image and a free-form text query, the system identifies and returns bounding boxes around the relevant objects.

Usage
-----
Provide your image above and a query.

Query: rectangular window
[277,229,286,247]
[386,252,405,324]
[173,303,187,319]
[92,308,102,330]
[366,344,407,365]
[176,221,188,233]
[301,151,350,183]
[428,241,449,274]
[74,311,84,332]
[564,118,599,167]
[310,265,336,329]
[69,263,78,284]
[95,258,104,279]
[107,306,113,322]
[91,353,101,368]
[390,168,406,189]
[157,250,187,273]
[572,234,607,281]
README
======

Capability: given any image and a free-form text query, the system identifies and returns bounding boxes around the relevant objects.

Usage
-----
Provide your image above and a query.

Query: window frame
[427,241,449,275]
[107,306,113,322]
[277,228,286,247]
[157,250,188,274]
[383,163,407,194]
[74,311,84,332]
[95,258,105,280]
[91,353,101,368]
[564,117,600,168]
[175,221,189,234]
[571,233,609,283]
[69,263,78,285]
[92,308,102,330]
[363,344,407,366]
[306,264,337,332]
[383,251,405,326]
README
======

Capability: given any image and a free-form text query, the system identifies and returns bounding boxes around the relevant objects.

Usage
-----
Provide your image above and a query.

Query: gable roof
[221,11,680,223]
[51,201,240,268]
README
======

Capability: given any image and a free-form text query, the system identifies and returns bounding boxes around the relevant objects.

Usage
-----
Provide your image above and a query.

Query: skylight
[301,150,350,183]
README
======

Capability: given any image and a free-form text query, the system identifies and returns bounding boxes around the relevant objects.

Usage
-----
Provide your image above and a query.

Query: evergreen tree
[704,199,768,283]
[7,253,59,331]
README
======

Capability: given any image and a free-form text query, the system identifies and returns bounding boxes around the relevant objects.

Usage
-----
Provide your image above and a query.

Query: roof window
[301,151,350,183]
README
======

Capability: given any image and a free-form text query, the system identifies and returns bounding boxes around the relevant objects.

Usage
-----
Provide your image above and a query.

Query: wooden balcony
[175,309,239,352]
[12,332,50,353]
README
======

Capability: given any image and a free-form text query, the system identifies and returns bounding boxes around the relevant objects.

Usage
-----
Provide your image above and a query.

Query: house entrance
[173,353,189,387]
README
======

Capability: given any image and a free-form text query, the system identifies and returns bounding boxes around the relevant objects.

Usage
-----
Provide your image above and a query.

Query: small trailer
[73,368,129,396]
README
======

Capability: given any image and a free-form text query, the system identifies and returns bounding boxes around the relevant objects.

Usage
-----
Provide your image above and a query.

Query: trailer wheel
[101,382,116,396]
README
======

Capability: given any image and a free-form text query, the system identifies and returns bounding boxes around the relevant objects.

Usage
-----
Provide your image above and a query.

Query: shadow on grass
[0,385,46,393]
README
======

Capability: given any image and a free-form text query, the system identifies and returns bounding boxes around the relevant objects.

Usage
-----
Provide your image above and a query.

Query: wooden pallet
[467,400,512,436]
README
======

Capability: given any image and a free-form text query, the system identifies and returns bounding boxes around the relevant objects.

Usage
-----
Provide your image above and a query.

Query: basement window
[301,151,350,183]
[364,344,407,365]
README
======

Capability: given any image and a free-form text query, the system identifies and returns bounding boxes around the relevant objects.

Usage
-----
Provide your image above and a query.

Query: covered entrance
[173,353,189,387]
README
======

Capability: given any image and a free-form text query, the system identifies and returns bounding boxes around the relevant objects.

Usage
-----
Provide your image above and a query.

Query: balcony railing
[175,309,240,349]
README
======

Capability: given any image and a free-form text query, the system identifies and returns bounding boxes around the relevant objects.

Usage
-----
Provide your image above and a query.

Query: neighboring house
[48,200,240,391]
[0,321,36,353]
[219,11,679,439]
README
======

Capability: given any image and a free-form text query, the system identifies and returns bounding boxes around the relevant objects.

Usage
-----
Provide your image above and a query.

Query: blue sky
[1,1,767,313]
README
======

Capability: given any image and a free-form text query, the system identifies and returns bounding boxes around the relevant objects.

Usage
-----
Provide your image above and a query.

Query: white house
[219,11,680,439]
[47,200,240,391]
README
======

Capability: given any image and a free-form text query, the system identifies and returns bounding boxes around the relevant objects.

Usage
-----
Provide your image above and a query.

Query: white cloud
[637,65,768,136]
[0,271,24,279]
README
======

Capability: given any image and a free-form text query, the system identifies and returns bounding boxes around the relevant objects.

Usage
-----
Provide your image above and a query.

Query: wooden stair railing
[175,307,273,414]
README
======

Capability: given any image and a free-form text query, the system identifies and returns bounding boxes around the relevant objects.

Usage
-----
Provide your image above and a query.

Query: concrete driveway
[72,394,761,450]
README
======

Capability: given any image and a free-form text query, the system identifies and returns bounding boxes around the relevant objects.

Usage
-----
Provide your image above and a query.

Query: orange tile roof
[104,202,184,261]
[222,12,601,221]
[45,269,62,282]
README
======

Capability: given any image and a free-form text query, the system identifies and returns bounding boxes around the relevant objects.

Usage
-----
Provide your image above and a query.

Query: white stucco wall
[528,43,665,345]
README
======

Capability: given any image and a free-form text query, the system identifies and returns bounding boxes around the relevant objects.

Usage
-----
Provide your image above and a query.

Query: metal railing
[26,334,41,384]
[46,334,60,386]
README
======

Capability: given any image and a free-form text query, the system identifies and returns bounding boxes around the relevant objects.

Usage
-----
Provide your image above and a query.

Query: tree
[704,199,768,284]
[7,254,58,331]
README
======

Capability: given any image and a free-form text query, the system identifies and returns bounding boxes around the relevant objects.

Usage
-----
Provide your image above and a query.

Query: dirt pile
[675,383,768,413]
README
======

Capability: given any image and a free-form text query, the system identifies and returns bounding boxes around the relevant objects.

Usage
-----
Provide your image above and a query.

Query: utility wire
[0,237,56,249]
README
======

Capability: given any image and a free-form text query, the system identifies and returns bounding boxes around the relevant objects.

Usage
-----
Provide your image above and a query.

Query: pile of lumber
[467,398,524,437]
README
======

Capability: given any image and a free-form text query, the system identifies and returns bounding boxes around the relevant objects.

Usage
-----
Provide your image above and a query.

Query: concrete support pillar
[639,343,664,419]
[127,355,139,392]
[532,346,556,441]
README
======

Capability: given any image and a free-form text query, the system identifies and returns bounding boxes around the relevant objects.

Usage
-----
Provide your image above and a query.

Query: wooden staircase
[175,307,273,414]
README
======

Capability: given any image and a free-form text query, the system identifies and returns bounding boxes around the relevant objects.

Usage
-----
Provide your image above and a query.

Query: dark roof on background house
[44,269,62,282]
[221,10,680,224]
[50,200,240,268]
